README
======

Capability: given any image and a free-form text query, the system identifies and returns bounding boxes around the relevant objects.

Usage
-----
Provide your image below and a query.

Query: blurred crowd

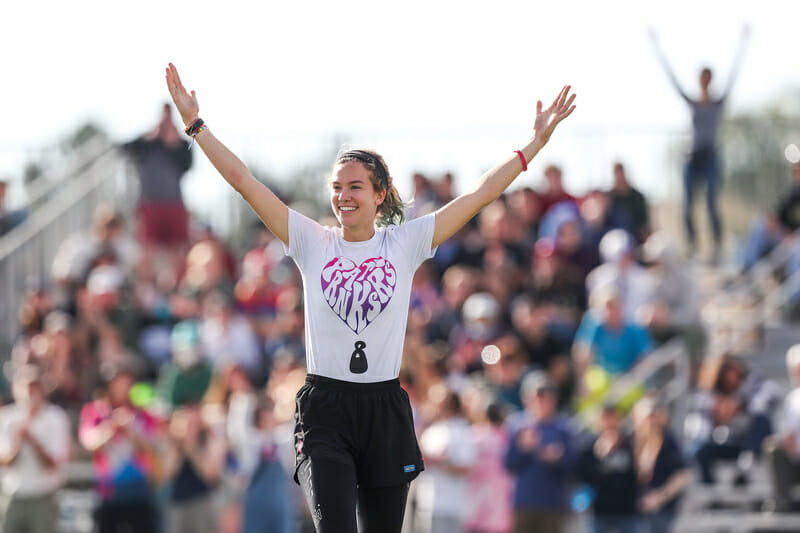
[2,114,800,533]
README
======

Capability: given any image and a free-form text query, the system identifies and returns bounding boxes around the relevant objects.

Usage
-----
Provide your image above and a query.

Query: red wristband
[514,150,528,172]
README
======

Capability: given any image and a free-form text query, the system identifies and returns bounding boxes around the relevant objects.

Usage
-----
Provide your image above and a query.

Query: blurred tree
[720,89,800,213]
[61,121,108,151]
[22,121,108,192]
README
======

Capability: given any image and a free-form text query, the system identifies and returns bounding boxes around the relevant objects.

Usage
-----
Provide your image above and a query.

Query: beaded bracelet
[184,118,204,136]
[184,118,206,149]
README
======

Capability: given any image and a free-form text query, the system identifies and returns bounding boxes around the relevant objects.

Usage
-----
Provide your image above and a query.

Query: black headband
[340,150,389,191]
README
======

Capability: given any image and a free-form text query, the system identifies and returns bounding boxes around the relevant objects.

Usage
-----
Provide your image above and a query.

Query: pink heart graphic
[320,256,397,334]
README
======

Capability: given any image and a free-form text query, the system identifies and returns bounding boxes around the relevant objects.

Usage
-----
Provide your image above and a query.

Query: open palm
[534,85,576,145]
[165,63,199,126]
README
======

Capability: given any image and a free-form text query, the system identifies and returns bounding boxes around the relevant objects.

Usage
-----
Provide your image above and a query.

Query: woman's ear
[376,190,386,206]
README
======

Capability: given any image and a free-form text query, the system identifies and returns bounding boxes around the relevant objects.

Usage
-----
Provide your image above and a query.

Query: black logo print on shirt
[350,341,368,374]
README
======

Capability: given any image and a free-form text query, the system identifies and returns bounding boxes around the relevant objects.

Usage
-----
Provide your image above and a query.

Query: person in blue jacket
[505,371,574,533]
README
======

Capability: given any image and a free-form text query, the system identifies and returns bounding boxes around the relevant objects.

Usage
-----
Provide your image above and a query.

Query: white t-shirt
[781,388,800,444]
[416,417,476,518]
[284,209,437,382]
[0,403,71,497]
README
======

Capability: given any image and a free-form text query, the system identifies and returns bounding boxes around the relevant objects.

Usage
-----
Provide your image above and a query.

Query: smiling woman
[164,62,574,533]
[330,149,405,240]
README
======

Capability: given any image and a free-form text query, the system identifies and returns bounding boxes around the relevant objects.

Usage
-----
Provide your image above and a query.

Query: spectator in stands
[586,229,654,324]
[554,218,601,283]
[34,310,86,414]
[608,162,650,244]
[765,344,800,512]
[426,265,479,344]
[162,403,226,533]
[122,103,192,270]
[416,384,476,533]
[262,288,306,379]
[409,172,440,218]
[51,205,140,291]
[539,165,577,216]
[436,172,456,205]
[79,360,160,533]
[529,236,587,331]
[507,187,543,247]
[478,199,530,274]
[8,282,54,380]
[650,26,750,262]
[482,334,533,412]
[463,391,513,533]
[181,230,237,299]
[77,264,146,375]
[576,404,640,533]
[639,232,705,365]
[199,289,262,379]
[739,161,800,314]
[0,365,71,533]
[740,161,800,261]
[451,292,506,374]
[579,189,617,253]
[633,397,690,533]
[158,320,213,408]
[505,371,574,533]
[241,398,294,533]
[508,296,573,408]
[205,363,258,533]
[689,353,779,485]
[575,287,653,380]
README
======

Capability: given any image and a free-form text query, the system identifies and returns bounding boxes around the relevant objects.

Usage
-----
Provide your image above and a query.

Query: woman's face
[330,162,385,230]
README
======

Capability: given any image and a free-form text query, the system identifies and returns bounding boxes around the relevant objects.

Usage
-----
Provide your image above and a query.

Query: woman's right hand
[165,63,199,126]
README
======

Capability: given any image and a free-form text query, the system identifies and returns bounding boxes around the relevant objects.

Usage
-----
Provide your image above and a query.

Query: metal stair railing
[576,337,691,431]
[0,136,137,359]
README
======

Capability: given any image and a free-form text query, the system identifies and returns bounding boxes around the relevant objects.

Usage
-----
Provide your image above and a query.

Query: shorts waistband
[305,374,400,391]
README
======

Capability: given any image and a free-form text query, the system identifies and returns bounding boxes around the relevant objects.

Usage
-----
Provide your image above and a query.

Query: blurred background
[2,0,800,532]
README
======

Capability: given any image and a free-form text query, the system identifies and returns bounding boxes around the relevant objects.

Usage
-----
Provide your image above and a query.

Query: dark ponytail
[335,148,406,227]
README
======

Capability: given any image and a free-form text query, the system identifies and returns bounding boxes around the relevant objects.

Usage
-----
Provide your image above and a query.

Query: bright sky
[2,0,799,228]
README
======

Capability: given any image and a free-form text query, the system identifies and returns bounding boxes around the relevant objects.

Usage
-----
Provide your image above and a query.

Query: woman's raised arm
[165,63,289,245]
[431,85,575,249]
[647,29,689,103]
[721,24,750,99]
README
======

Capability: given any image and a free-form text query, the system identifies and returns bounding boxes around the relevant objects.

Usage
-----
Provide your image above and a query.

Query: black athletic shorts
[293,374,424,488]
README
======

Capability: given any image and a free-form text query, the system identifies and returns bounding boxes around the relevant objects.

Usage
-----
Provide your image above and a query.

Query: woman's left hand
[533,85,576,145]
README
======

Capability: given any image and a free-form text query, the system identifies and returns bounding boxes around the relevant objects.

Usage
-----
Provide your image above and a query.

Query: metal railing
[575,338,691,431]
[0,136,137,359]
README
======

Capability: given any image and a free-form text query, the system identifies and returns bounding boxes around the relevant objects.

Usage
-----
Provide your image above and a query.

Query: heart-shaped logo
[320,256,397,334]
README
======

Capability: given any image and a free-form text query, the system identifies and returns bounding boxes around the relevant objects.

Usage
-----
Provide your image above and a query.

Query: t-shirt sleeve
[575,313,600,346]
[635,325,654,359]
[45,409,72,465]
[450,424,477,467]
[390,213,438,271]
[282,208,329,271]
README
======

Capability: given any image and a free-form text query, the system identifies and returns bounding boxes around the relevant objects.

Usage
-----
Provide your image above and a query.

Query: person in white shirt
[0,365,71,533]
[416,385,476,533]
[164,62,575,533]
[766,345,800,512]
